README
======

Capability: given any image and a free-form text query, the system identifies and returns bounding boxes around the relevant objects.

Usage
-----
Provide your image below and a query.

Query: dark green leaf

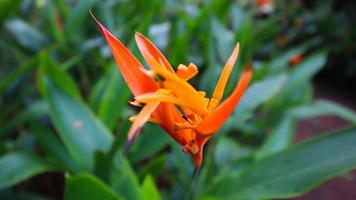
[31,125,80,173]
[64,173,123,200]
[0,152,52,189]
[206,127,356,199]
[110,153,143,200]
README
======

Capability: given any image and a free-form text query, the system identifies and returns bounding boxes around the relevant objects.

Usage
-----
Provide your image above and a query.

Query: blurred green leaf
[97,67,130,130]
[0,152,52,189]
[64,173,123,200]
[40,77,113,171]
[0,56,37,94]
[110,153,143,200]
[0,101,48,138]
[31,125,80,173]
[39,53,81,100]
[141,175,161,200]
[4,19,48,51]
[255,115,295,160]
[0,0,20,21]
[206,127,356,199]
[128,124,171,162]
[282,52,326,96]
[65,0,97,43]
[289,100,356,124]
[233,73,288,120]
[214,136,241,166]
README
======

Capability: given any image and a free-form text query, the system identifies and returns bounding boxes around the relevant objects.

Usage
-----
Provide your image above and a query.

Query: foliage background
[0,0,355,199]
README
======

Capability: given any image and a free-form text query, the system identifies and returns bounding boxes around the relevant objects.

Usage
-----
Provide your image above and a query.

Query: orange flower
[92,14,253,166]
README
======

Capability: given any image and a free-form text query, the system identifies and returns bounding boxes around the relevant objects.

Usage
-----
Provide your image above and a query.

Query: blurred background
[0,0,356,199]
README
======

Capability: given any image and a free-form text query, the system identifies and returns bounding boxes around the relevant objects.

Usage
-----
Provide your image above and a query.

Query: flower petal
[177,63,198,80]
[152,66,209,116]
[135,92,192,108]
[197,63,253,135]
[125,102,160,152]
[91,13,157,96]
[135,32,175,73]
[208,43,240,111]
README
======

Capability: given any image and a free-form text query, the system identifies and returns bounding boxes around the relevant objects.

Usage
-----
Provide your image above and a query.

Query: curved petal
[135,92,192,108]
[197,64,253,135]
[125,102,160,153]
[135,32,175,73]
[152,66,209,116]
[91,13,157,96]
[208,43,240,111]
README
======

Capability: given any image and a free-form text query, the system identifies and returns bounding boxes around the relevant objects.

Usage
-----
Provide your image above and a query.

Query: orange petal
[125,102,160,152]
[177,63,198,80]
[135,32,175,73]
[197,64,253,135]
[91,13,157,96]
[208,43,240,111]
[152,66,208,116]
[135,92,192,108]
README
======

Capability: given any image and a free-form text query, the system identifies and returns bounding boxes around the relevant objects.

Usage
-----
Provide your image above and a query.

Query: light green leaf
[282,52,326,95]
[255,116,295,160]
[289,100,356,124]
[206,127,356,199]
[0,152,52,189]
[64,173,123,200]
[5,19,48,51]
[234,73,288,116]
[141,175,161,200]
[41,77,113,171]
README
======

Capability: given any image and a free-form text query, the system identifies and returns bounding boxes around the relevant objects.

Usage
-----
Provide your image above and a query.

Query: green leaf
[110,153,143,200]
[255,115,295,160]
[141,175,161,200]
[0,101,48,138]
[128,124,171,162]
[64,173,123,200]
[0,56,37,94]
[41,77,113,171]
[97,67,130,130]
[4,19,48,51]
[31,125,80,173]
[214,137,241,166]
[282,52,326,95]
[206,127,356,199]
[39,53,81,100]
[0,152,52,189]
[234,73,288,118]
[289,100,356,124]
[65,0,97,43]
[0,0,20,21]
